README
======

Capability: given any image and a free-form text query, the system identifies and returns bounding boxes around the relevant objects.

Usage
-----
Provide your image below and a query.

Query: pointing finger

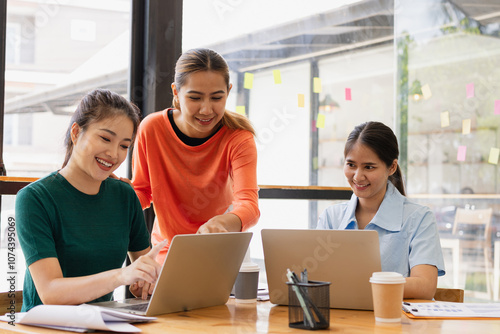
[147,239,168,260]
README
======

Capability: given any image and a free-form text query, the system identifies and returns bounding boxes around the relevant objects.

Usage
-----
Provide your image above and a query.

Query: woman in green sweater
[17,89,164,311]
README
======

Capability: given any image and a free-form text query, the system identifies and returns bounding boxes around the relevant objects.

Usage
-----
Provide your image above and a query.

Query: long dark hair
[344,121,406,196]
[172,48,255,136]
[62,89,141,168]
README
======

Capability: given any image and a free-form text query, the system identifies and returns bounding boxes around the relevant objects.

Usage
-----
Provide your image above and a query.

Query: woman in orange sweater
[132,48,260,264]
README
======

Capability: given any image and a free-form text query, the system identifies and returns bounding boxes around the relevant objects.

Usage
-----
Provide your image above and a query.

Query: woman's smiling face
[343,142,397,204]
[172,70,231,139]
[70,114,133,182]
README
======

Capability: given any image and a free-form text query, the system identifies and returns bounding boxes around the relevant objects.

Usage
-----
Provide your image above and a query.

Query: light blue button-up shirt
[317,182,445,277]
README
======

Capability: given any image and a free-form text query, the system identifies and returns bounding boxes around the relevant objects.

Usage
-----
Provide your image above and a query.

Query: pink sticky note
[457,146,467,161]
[311,120,317,132]
[495,100,500,115]
[345,88,352,101]
[466,83,474,99]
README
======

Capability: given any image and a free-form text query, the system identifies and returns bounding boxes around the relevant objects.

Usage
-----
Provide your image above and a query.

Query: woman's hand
[196,213,242,234]
[109,173,134,188]
[123,240,168,299]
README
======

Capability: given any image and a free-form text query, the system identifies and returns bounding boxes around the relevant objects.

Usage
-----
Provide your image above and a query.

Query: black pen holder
[287,280,330,330]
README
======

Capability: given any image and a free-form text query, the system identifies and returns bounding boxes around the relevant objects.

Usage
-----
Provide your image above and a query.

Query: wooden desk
[1,299,500,333]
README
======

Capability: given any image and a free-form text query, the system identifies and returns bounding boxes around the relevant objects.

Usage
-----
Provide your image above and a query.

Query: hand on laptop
[109,173,134,188]
[125,239,168,299]
[196,213,242,234]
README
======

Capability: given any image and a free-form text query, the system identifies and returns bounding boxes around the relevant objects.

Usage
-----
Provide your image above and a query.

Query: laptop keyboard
[119,302,149,313]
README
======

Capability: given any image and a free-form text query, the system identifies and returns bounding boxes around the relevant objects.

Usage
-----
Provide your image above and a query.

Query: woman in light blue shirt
[317,121,445,299]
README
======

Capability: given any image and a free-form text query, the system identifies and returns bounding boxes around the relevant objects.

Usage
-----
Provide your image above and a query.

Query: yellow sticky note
[273,70,282,84]
[440,111,450,128]
[489,148,500,164]
[316,113,325,128]
[313,157,318,170]
[421,84,432,100]
[298,94,305,108]
[235,106,246,116]
[462,119,471,135]
[313,77,322,93]
[243,72,254,89]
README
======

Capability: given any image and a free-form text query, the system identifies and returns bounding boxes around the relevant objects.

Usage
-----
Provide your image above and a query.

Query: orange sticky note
[273,70,282,84]
[421,84,432,100]
[462,119,471,134]
[457,146,467,161]
[235,106,246,116]
[316,113,325,128]
[243,72,254,89]
[440,111,450,128]
[298,94,305,108]
[489,148,500,164]
[313,77,322,93]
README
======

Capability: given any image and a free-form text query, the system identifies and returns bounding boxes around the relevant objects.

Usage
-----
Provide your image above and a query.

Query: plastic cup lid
[369,272,406,284]
[239,261,260,272]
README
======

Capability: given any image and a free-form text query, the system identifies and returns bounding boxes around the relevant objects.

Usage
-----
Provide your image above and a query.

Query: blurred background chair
[440,207,493,299]
[434,288,464,303]
[0,290,22,312]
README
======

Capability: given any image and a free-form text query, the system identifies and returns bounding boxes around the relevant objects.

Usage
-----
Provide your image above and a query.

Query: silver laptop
[261,229,381,310]
[93,232,252,316]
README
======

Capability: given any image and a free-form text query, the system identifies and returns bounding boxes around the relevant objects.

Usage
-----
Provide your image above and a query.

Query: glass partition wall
[2,0,500,302]
[1,0,133,294]
[396,0,500,301]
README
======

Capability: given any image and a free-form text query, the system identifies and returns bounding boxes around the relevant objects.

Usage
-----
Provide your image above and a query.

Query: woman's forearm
[36,267,123,305]
[403,264,438,300]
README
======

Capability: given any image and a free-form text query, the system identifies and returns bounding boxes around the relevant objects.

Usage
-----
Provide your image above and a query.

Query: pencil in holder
[287,280,330,330]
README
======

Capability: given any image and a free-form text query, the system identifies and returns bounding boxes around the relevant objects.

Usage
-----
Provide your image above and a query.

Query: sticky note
[313,157,318,170]
[345,88,352,101]
[489,148,500,164]
[421,84,432,100]
[316,114,325,128]
[311,120,317,132]
[273,70,282,84]
[495,100,500,115]
[462,119,471,135]
[313,77,322,93]
[457,146,467,162]
[235,106,246,116]
[298,94,305,108]
[440,111,450,128]
[466,83,474,98]
[243,72,254,89]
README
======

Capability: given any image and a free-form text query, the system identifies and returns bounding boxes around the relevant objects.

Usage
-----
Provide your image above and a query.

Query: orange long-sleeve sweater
[132,109,260,264]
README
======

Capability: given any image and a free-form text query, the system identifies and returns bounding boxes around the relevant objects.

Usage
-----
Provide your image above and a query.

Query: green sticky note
[244,72,254,89]
[235,106,246,116]
[316,113,325,128]
[489,148,500,164]
[421,84,432,100]
[440,111,449,128]
[462,119,471,135]
[273,70,282,84]
[313,77,322,93]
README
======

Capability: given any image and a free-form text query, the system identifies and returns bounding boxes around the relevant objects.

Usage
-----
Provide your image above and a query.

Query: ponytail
[389,165,406,196]
[221,110,255,136]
